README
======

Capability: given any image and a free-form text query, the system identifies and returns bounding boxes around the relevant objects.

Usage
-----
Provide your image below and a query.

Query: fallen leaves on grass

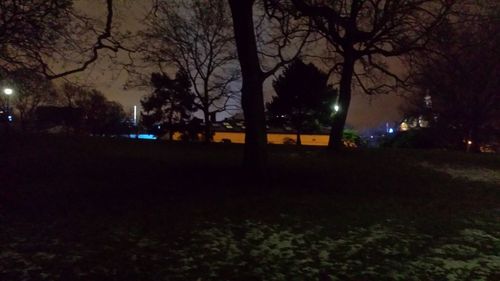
[420,162,500,184]
[3,219,498,280]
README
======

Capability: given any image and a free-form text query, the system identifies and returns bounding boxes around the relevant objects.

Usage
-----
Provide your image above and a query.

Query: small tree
[141,71,197,140]
[267,60,336,145]
[79,93,127,136]
[61,83,128,135]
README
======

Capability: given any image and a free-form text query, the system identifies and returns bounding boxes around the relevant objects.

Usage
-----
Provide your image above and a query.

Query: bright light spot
[7,115,12,122]
[3,88,13,95]
[133,105,137,125]
[400,122,409,131]
[333,104,340,112]
[370,135,374,139]
[129,134,157,140]
[467,140,472,145]
[388,128,394,134]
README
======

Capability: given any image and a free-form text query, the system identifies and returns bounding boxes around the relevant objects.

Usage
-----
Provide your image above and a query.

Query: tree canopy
[2,70,57,130]
[141,71,197,140]
[266,0,455,150]
[142,0,239,142]
[404,4,500,150]
[61,83,128,135]
[0,0,123,80]
[268,59,336,145]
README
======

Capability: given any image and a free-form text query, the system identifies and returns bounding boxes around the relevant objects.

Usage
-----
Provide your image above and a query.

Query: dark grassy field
[1,135,499,280]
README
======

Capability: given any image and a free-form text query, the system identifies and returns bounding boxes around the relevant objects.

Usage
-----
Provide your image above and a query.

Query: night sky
[71,0,405,131]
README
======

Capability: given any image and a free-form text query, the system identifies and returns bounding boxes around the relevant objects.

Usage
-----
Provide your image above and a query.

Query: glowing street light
[3,87,14,114]
[333,104,340,113]
[466,140,473,153]
[2,87,14,128]
[3,88,13,96]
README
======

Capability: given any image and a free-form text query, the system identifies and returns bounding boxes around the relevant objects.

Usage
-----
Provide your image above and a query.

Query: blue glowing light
[7,115,13,122]
[388,128,394,134]
[128,134,157,140]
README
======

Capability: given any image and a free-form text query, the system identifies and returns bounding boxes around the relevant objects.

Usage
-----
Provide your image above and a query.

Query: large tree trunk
[168,113,173,141]
[328,54,355,150]
[296,121,302,145]
[19,111,28,132]
[228,0,268,172]
[296,112,302,146]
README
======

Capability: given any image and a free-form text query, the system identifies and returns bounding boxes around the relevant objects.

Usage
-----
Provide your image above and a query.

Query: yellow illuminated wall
[212,132,330,146]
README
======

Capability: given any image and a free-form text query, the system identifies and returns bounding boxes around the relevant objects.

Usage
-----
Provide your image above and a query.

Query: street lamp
[3,87,12,109]
[3,87,13,109]
[3,88,13,96]
[331,103,340,119]
[3,88,14,122]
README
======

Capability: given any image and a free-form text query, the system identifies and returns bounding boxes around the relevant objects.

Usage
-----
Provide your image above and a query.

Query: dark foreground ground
[0,136,499,281]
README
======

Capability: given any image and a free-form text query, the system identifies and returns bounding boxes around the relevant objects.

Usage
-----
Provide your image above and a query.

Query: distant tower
[424,91,432,109]
[133,105,137,125]
[421,90,434,128]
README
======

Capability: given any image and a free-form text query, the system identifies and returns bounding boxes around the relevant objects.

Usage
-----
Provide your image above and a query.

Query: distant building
[210,121,331,146]
[170,113,359,147]
[399,93,435,132]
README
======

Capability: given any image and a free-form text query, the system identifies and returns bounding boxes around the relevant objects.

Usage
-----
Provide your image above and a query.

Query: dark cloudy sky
[71,0,405,131]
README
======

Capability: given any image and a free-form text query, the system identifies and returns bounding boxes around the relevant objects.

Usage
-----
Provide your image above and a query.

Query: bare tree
[60,82,128,135]
[268,0,454,150]
[142,0,239,142]
[1,70,57,130]
[228,0,311,171]
[0,0,125,80]
[405,1,500,150]
[61,82,90,108]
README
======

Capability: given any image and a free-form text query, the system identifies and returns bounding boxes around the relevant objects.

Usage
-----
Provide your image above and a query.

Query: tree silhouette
[141,71,197,140]
[405,5,500,151]
[61,83,128,135]
[0,70,57,131]
[268,0,454,150]
[228,0,310,172]
[143,0,239,143]
[0,0,123,80]
[268,60,336,145]
[78,92,127,136]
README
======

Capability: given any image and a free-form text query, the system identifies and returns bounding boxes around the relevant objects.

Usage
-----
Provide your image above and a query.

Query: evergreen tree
[267,60,336,145]
[141,70,197,140]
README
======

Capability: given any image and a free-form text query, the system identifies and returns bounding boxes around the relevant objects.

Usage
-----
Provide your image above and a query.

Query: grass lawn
[1,135,499,281]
